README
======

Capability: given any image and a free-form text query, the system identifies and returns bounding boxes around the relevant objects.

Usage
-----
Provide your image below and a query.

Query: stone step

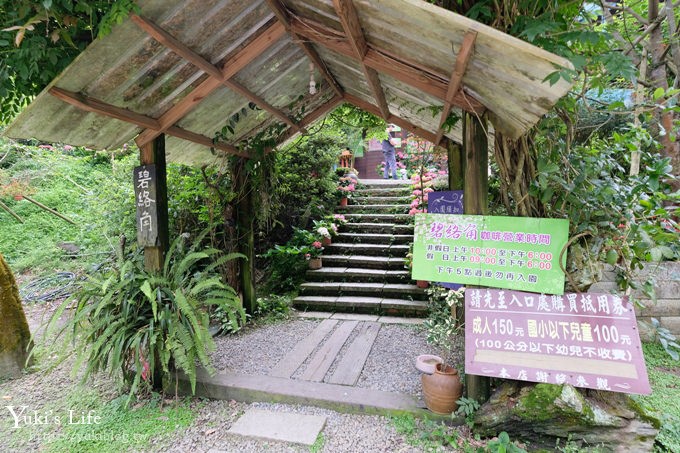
[322,254,406,269]
[336,232,413,245]
[300,282,428,301]
[293,295,428,316]
[353,196,412,205]
[306,266,411,284]
[359,180,412,189]
[344,223,414,234]
[354,188,412,197]
[343,213,413,224]
[337,204,410,213]
[324,243,410,257]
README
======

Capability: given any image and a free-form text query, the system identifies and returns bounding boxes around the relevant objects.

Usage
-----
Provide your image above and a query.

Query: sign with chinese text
[412,214,569,294]
[427,191,464,290]
[428,191,463,215]
[465,289,651,395]
[134,165,158,247]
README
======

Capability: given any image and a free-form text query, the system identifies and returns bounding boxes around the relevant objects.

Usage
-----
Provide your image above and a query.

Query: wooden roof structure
[4,0,574,165]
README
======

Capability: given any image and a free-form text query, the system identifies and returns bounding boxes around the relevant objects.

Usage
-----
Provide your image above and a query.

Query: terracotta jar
[339,197,348,207]
[421,363,463,414]
[308,257,322,270]
[416,280,429,289]
[322,237,332,247]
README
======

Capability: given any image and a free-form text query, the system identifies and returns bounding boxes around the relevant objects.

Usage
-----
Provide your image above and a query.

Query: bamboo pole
[0,199,24,223]
[21,195,76,225]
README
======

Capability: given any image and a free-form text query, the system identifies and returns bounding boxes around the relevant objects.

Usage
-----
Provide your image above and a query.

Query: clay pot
[322,237,332,247]
[421,363,463,414]
[308,257,322,270]
[416,280,429,288]
[13,195,23,201]
[339,197,348,207]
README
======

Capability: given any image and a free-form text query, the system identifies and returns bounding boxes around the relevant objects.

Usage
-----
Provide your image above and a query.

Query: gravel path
[2,307,465,452]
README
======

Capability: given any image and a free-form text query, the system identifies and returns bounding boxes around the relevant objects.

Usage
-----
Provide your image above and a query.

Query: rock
[474,381,659,451]
[0,253,32,379]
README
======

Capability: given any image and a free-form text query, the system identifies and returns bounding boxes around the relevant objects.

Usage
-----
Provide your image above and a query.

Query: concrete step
[322,254,406,269]
[306,266,411,284]
[293,295,428,316]
[336,232,412,245]
[324,243,409,257]
[343,213,413,224]
[338,204,410,213]
[344,222,414,234]
[300,282,428,301]
[359,180,412,189]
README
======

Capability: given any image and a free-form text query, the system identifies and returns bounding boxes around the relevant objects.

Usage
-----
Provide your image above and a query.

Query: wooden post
[462,111,491,403]
[139,134,169,272]
[446,138,464,191]
[233,158,257,315]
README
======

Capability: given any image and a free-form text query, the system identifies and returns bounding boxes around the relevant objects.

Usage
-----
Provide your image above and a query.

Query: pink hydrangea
[424,187,434,193]
[312,241,322,249]
[412,189,422,196]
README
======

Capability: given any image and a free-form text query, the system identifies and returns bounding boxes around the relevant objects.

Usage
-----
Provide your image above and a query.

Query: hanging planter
[421,363,463,414]
[308,257,322,270]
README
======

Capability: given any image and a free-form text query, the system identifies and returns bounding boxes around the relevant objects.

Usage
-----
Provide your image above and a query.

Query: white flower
[317,227,331,239]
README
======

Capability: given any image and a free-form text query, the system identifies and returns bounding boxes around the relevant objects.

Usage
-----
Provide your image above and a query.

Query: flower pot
[339,197,348,207]
[308,257,322,270]
[415,354,443,374]
[416,280,429,288]
[322,237,332,247]
[13,195,23,201]
[421,363,463,414]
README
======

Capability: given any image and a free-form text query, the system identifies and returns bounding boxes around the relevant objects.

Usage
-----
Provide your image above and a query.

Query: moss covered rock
[0,253,31,379]
[474,381,658,451]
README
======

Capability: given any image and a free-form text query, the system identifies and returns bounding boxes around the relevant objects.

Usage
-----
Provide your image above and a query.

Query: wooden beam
[131,16,300,145]
[290,16,485,114]
[134,21,286,146]
[49,87,161,130]
[344,93,443,145]
[332,0,390,119]
[139,135,169,273]
[265,0,344,96]
[165,126,249,158]
[435,30,477,144]
[278,95,344,143]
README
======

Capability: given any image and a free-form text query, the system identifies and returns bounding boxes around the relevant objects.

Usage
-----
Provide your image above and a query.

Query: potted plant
[337,176,356,207]
[420,287,465,414]
[304,240,324,270]
[404,243,429,288]
[313,219,334,246]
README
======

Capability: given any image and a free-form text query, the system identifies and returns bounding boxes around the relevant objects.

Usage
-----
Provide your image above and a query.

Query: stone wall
[588,262,680,339]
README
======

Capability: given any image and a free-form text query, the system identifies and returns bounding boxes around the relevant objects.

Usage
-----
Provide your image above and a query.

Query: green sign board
[412,214,569,295]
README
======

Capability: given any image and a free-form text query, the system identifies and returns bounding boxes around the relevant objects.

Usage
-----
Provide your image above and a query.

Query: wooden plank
[333,0,390,118]
[435,30,477,144]
[223,78,299,129]
[135,21,287,147]
[164,126,248,158]
[265,0,344,96]
[269,319,339,378]
[290,17,485,114]
[278,95,344,144]
[300,320,358,382]
[49,87,160,130]
[327,322,381,385]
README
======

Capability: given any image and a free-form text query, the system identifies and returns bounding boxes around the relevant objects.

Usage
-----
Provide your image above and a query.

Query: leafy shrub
[46,233,246,400]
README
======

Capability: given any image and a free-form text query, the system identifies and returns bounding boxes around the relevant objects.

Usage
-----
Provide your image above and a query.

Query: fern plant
[46,234,246,400]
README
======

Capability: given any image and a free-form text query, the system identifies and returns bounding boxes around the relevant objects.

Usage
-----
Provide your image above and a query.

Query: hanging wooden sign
[133,164,158,247]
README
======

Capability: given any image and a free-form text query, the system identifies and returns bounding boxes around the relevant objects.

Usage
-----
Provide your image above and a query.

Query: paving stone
[227,408,327,446]
[378,316,424,325]
[296,311,333,319]
[330,313,380,321]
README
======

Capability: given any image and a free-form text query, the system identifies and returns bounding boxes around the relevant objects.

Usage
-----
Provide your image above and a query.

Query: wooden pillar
[233,158,257,315]
[139,134,169,272]
[462,111,491,403]
[446,138,464,190]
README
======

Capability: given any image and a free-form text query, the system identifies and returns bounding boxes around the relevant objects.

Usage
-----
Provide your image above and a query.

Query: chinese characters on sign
[465,288,651,395]
[133,165,158,247]
[412,214,569,294]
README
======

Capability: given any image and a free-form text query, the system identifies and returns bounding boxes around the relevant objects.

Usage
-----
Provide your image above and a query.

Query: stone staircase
[293,179,428,316]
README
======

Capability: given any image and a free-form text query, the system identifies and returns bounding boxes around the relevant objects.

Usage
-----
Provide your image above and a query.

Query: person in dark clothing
[381,124,399,179]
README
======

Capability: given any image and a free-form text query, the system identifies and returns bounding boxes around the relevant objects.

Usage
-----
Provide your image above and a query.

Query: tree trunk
[0,254,32,379]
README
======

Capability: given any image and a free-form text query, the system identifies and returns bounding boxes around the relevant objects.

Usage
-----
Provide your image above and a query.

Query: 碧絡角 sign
[465,288,651,395]
[134,164,158,247]
[412,214,569,295]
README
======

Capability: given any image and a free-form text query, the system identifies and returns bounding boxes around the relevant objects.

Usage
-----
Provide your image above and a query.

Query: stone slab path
[226,408,327,446]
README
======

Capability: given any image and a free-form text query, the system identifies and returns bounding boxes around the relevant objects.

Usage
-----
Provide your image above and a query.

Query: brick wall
[588,262,680,339]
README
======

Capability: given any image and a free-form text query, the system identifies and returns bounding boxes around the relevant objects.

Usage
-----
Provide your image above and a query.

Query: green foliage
[455,396,481,428]
[44,232,246,400]
[649,318,680,361]
[0,0,140,124]
[424,286,464,365]
[487,432,527,453]
[261,227,324,292]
